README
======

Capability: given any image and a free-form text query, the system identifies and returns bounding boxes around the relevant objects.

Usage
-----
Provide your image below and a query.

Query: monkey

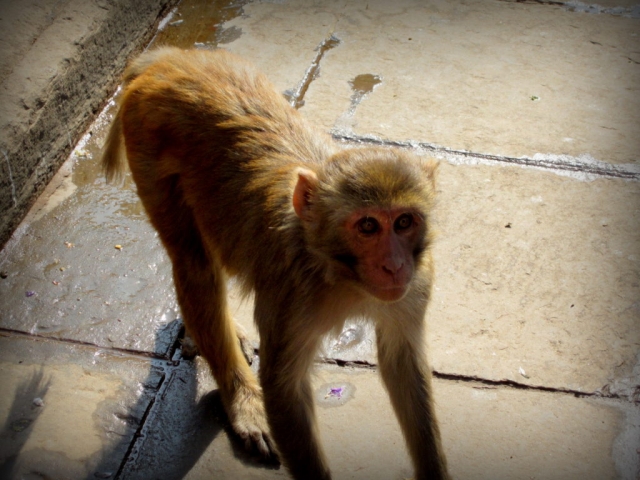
[102,47,449,480]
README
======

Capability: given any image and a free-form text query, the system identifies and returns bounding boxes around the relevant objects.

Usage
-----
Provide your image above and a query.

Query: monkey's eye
[357,217,380,235]
[394,213,413,231]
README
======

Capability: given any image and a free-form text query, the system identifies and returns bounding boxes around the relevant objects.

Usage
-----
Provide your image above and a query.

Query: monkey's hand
[235,323,256,365]
[228,384,279,462]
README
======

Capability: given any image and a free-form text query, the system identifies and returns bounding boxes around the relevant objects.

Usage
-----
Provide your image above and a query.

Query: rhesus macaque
[103,47,449,480]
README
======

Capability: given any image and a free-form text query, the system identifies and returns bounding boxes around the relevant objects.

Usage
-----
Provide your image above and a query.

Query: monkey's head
[293,148,437,303]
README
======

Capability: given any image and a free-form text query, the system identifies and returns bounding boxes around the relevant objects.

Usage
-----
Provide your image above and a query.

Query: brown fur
[102,47,449,480]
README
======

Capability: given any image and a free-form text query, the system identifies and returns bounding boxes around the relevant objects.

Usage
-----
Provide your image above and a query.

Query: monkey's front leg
[257,313,331,480]
[375,304,450,480]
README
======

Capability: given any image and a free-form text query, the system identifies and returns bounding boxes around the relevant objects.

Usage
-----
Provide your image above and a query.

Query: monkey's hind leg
[173,248,275,458]
[140,177,275,459]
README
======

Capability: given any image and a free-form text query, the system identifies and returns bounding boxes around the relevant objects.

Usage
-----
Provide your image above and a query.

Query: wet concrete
[0,107,179,355]
[150,0,249,49]
[1,0,639,479]
[284,35,341,109]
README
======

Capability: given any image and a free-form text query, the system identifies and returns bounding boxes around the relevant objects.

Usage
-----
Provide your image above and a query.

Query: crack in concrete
[321,356,377,370]
[0,327,173,361]
[285,34,340,109]
[498,0,564,5]
[114,369,166,479]
[497,0,640,18]
[114,334,185,478]
[431,371,628,400]
[318,356,638,403]
[332,132,640,180]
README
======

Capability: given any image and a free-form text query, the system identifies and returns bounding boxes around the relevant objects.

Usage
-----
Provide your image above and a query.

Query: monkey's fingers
[229,389,280,462]
[237,422,280,463]
[262,432,280,463]
[247,429,280,462]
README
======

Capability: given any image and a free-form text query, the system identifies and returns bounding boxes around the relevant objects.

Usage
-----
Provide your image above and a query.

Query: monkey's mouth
[367,284,408,303]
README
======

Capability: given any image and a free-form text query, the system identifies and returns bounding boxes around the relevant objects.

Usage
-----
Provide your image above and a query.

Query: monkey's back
[121,47,333,173]
[117,47,335,284]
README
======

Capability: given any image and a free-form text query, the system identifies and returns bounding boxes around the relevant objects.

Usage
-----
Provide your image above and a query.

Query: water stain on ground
[333,73,383,135]
[153,0,249,49]
[348,73,382,114]
[284,35,341,109]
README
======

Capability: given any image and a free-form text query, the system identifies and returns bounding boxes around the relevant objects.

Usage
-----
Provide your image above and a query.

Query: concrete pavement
[1,0,639,478]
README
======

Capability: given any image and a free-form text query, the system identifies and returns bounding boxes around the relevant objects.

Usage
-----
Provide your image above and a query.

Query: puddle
[348,73,382,113]
[0,82,178,354]
[26,0,354,229]
[333,73,383,135]
[349,73,382,97]
[151,0,249,49]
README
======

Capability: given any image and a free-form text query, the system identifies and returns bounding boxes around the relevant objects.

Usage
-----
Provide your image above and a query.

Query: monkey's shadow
[182,373,282,474]
[122,356,281,478]
[91,321,279,479]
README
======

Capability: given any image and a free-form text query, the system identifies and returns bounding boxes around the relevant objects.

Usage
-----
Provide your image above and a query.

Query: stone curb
[0,0,178,249]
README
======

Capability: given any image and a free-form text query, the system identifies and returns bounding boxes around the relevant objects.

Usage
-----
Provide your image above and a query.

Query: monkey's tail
[102,105,125,184]
[102,47,183,184]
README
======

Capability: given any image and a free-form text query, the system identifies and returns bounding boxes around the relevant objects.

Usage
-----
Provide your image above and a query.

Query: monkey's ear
[292,168,318,220]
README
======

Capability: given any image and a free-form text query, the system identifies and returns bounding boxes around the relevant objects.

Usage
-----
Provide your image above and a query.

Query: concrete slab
[16,0,635,393]
[0,0,177,248]
[225,0,640,165]
[119,361,638,479]
[0,333,163,479]
[436,378,638,480]
[431,161,640,396]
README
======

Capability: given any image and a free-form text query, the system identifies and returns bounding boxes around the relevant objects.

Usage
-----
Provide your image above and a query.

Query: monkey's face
[293,148,436,302]
[340,206,426,303]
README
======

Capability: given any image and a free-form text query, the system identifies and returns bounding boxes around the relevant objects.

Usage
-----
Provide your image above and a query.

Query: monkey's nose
[382,260,404,275]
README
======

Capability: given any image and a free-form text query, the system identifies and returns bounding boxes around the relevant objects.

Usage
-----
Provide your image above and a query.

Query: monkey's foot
[228,386,278,461]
